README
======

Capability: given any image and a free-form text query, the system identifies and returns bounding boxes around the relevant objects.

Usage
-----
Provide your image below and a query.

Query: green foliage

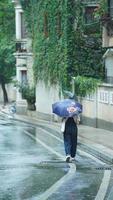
[0,0,15,38]
[0,38,15,84]
[21,0,68,89]
[21,0,105,93]
[94,0,108,17]
[17,82,36,104]
[0,0,15,84]
[74,76,100,97]
[66,0,105,81]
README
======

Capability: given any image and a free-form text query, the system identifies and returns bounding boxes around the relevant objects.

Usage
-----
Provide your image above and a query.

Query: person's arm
[62,117,65,122]
[77,114,80,124]
[73,115,80,124]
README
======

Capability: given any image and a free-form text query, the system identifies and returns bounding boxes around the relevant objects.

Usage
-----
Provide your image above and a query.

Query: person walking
[52,92,82,162]
[61,115,78,162]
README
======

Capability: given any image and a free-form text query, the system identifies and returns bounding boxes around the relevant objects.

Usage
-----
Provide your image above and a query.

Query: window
[16,41,27,52]
[16,42,21,52]
[21,70,27,84]
[84,6,97,24]
[109,0,113,18]
[84,5,100,34]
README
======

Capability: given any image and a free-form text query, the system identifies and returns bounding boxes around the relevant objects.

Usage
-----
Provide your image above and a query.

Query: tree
[0,39,15,104]
[0,0,15,104]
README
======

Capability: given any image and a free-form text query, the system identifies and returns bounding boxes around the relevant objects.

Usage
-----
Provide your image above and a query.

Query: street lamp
[72,76,75,94]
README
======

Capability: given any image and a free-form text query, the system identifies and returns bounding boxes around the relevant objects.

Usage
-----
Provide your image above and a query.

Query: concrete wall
[36,81,60,121]
[82,83,113,131]
[105,56,113,78]
[0,83,16,103]
[35,81,113,131]
[102,26,113,47]
[27,55,34,86]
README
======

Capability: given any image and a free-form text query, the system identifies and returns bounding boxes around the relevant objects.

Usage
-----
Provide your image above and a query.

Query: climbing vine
[20,0,105,91]
[21,0,68,90]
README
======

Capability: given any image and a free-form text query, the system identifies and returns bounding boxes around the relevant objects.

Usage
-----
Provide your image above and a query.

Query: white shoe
[66,155,70,163]
[71,157,75,161]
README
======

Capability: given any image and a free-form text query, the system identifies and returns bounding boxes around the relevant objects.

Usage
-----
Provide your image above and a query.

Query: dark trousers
[63,125,77,158]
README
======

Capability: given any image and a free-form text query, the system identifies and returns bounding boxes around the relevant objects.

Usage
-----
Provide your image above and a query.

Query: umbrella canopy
[52,99,82,117]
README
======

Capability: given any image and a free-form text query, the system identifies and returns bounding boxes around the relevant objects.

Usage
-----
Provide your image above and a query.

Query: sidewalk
[0,104,113,164]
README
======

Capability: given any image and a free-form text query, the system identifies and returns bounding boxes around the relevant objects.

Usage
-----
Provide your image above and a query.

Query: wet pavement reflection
[0,116,67,200]
[0,115,112,200]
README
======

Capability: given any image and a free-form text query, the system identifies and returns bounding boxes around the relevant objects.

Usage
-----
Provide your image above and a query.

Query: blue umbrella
[52,99,82,117]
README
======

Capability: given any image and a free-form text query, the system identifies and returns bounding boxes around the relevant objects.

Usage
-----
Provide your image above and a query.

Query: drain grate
[96,167,112,170]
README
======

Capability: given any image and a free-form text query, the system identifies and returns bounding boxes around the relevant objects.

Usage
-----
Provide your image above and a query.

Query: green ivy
[21,0,67,88]
[20,0,105,92]
[74,76,101,97]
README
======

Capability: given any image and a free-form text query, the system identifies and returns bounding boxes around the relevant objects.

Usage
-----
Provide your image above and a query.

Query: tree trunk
[1,82,8,105]
[27,101,36,111]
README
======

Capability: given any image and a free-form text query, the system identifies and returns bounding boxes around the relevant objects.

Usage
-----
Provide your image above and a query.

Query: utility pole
[72,77,75,94]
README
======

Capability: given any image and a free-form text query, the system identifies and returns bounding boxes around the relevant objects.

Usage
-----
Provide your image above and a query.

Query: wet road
[0,115,113,200]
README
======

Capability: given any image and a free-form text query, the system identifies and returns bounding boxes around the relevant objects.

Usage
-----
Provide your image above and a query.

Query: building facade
[12,0,102,120]
[81,0,113,131]
[102,0,113,84]
[12,0,34,114]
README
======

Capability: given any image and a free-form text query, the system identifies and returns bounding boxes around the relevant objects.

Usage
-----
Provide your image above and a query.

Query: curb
[78,142,113,164]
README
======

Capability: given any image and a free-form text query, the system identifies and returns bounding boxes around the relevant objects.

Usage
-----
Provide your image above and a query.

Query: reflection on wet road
[0,116,112,200]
